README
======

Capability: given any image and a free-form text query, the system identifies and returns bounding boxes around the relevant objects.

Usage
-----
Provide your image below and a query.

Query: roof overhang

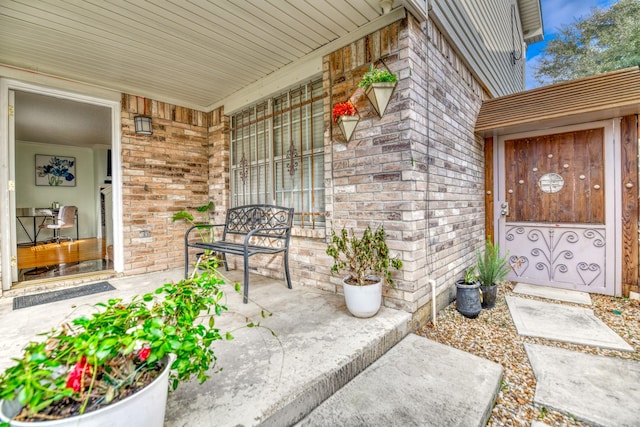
[517,0,544,45]
[476,67,640,137]
[0,1,410,112]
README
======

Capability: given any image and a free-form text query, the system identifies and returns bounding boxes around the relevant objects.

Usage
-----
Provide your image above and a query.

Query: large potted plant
[0,265,235,426]
[475,238,511,309]
[326,225,402,318]
[358,64,397,117]
[455,266,482,319]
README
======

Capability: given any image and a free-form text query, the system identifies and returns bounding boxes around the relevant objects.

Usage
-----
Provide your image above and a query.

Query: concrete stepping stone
[513,282,591,305]
[297,334,503,427]
[506,296,633,351]
[525,343,640,427]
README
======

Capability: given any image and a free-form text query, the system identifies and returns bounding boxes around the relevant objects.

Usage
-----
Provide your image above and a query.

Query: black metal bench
[184,204,294,303]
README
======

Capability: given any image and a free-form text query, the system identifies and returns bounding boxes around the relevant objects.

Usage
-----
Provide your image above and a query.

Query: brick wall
[120,94,209,275]
[206,107,230,216]
[319,14,487,325]
[409,16,487,324]
[324,18,418,312]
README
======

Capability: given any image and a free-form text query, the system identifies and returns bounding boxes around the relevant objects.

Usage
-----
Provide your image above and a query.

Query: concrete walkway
[298,334,502,427]
[0,269,503,426]
[506,295,633,351]
[509,283,640,427]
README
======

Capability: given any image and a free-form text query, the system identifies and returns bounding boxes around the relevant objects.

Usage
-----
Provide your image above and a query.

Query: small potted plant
[455,266,482,319]
[0,265,239,426]
[332,101,359,142]
[358,64,398,117]
[326,225,402,318]
[475,238,511,309]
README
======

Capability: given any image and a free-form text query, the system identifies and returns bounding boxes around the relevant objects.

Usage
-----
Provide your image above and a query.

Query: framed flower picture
[35,154,76,186]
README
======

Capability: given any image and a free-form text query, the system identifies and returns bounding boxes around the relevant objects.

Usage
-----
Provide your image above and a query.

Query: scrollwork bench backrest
[223,204,294,243]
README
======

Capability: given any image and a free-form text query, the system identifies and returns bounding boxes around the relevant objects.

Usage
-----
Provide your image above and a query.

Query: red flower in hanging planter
[332,101,356,123]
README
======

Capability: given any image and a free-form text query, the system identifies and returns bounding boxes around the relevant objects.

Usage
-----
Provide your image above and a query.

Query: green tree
[534,0,640,85]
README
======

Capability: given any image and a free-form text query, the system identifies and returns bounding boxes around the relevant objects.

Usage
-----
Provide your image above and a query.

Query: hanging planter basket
[365,81,397,117]
[337,115,359,142]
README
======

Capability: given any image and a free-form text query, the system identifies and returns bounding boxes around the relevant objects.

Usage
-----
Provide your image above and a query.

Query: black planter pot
[455,279,481,319]
[480,284,498,309]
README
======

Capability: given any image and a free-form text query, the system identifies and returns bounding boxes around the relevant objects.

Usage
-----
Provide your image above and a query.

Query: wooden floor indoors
[17,238,112,282]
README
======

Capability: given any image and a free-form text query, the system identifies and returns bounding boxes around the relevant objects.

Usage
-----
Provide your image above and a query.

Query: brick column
[120,94,208,275]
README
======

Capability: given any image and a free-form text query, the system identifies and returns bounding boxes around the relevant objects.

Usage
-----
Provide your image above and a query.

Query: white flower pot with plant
[0,265,244,426]
[326,225,402,318]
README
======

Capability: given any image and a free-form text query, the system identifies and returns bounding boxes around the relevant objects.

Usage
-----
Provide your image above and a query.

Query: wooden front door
[497,124,616,295]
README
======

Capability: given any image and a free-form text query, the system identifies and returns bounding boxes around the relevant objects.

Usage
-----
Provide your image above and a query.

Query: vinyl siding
[428,0,528,97]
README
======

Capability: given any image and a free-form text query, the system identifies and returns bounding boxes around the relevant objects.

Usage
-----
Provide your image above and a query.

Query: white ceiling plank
[185,0,306,60]
[138,0,292,67]
[229,0,320,48]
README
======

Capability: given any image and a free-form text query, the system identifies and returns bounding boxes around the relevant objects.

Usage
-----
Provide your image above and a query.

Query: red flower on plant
[332,101,356,123]
[66,356,92,393]
[138,347,151,361]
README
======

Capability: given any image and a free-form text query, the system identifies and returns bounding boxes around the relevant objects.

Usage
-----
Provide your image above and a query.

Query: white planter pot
[342,276,382,318]
[0,357,170,427]
[337,115,359,142]
[365,82,396,117]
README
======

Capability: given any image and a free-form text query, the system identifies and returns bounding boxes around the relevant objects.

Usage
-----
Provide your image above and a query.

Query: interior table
[16,207,79,246]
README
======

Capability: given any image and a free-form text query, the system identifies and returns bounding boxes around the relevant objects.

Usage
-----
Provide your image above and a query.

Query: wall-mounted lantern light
[134,96,153,135]
[134,115,153,135]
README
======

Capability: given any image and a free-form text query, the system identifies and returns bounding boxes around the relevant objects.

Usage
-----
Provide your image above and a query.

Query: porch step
[162,270,414,426]
[297,333,503,427]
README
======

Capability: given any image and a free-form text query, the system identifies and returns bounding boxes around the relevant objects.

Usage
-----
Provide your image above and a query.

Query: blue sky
[525,0,617,89]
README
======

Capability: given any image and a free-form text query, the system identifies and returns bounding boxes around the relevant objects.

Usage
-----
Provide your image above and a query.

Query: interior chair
[39,205,77,243]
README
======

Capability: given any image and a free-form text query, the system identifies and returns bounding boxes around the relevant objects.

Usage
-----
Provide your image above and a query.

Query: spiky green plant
[475,238,511,287]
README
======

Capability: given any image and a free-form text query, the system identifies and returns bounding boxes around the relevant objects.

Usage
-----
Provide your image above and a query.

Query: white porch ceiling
[0,0,403,112]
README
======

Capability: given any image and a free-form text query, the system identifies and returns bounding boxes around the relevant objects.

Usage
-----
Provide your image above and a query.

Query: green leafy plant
[326,225,402,286]
[358,64,397,90]
[475,238,511,287]
[172,201,215,243]
[0,265,236,422]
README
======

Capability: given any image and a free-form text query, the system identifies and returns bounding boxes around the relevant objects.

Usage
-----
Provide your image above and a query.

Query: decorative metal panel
[505,223,609,294]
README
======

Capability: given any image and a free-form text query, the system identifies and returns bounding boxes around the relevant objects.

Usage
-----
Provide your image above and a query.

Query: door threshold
[6,270,117,298]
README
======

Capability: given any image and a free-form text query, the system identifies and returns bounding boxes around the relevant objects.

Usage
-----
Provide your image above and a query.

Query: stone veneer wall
[120,94,209,275]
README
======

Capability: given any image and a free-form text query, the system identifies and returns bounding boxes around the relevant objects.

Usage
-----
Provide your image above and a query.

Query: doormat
[13,282,116,310]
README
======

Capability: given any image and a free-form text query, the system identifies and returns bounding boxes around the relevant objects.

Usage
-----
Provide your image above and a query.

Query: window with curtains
[230,80,325,228]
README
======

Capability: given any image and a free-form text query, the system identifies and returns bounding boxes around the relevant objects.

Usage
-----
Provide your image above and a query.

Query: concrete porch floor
[0,269,503,426]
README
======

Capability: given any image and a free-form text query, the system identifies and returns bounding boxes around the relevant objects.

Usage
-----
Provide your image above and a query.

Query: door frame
[493,119,621,296]
[0,78,124,292]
